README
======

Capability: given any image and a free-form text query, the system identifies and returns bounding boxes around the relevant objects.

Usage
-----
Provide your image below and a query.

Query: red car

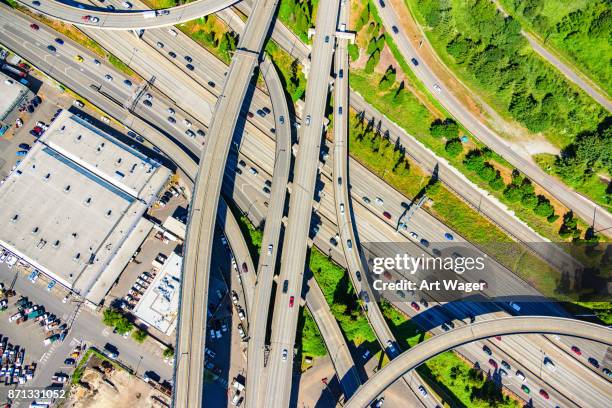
[247,112,254,118]
[30,23,39,30]
[289,296,295,307]
[410,301,420,311]
[383,211,392,220]
[539,389,549,400]
[488,359,498,369]
[571,346,581,355]
[494,336,502,341]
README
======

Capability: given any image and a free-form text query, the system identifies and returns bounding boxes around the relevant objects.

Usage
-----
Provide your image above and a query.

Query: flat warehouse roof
[0,110,171,302]
[41,111,163,200]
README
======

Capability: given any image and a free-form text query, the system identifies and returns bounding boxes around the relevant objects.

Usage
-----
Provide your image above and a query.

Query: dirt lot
[64,357,170,408]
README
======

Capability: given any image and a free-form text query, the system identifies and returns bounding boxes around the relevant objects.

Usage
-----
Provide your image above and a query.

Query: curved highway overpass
[344,317,612,408]
[173,0,278,406]
[263,0,341,406]
[18,0,237,29]
[245,55,292,407]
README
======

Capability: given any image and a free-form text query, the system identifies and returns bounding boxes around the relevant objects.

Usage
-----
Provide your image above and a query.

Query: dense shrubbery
[501,0,612,95]
[444,138,463,157]
[552,123,612,204]
[278,0,317,42]
[414,0,607,144]
[430,118,459,139]
[413,0,610,207]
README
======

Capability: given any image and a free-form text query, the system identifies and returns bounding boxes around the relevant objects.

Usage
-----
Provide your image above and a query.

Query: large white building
[0,110,171,304]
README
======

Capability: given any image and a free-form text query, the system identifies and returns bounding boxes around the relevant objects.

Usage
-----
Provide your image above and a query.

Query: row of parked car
[0,335,34,386]
[9,296,67,345]
[122,270,155,310]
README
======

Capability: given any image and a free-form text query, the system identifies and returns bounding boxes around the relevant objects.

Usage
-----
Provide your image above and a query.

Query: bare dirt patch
[65,360,170,408]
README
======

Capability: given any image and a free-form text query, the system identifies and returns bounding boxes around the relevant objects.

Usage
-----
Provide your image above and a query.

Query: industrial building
[0,70,31,136]
[0,110,171,305]
[133,251,182,335]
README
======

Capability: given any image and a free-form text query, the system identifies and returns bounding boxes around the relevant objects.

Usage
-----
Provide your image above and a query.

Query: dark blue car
[47,45,56,53]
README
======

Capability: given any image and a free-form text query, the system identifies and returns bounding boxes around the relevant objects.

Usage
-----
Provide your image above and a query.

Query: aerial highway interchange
[0,0,610,407]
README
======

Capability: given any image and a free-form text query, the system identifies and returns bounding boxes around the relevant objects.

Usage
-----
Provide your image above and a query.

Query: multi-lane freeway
[263,0,340,406]
[3,2,611,407]
[244,54,292,407]
[173,0,278,406]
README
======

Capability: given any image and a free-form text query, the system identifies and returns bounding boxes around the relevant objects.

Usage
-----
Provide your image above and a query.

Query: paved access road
[374,0,612,238]
[344,317,612,408]
[263,1,340,406]
[18,0,236,30]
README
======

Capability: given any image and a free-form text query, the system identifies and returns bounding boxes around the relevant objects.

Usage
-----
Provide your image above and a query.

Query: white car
[183,119,191,127]
[375,197,384,206]
[410,231,418,239]
[104,74,113,82]
[121,2,132,8]
[339,203,345,214]
[0,252,6,263]
[418,385,428,397]
[267,244,273,255]
[90,17,99,23]
[101,116,110,124]
[281,349,288,361]
[168,28,178,37]
[433,84,442,93]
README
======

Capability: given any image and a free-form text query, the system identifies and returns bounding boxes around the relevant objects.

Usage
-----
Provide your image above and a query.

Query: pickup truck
[44,334,60,346]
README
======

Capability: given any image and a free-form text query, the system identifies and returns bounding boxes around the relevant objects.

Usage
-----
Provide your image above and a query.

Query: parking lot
[0,70,74,182]
[0,261,81,404]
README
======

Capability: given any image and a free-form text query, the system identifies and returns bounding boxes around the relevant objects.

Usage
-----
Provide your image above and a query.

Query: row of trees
[102,308,149,344]
[354,113,411,177]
